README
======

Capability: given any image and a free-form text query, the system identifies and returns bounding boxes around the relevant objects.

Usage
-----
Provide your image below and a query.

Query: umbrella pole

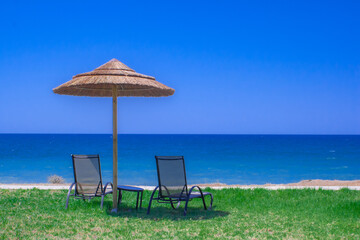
[112,86,118,211]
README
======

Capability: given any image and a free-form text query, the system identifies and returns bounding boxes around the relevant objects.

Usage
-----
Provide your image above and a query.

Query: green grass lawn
[1,188,360,239]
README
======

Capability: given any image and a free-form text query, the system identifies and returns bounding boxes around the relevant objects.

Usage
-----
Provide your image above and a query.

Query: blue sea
[0,134,359,185]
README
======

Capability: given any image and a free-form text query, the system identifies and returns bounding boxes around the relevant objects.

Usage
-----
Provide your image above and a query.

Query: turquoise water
[0,134,359,185]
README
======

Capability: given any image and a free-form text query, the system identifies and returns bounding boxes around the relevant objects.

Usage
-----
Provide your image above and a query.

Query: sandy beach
[1,179,360,190]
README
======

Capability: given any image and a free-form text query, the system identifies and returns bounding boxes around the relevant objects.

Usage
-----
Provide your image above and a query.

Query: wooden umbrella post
[112,86,118,211]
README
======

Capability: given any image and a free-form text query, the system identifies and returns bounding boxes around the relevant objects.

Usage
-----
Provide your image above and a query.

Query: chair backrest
[155,156,188,199]
[72,154,103,196]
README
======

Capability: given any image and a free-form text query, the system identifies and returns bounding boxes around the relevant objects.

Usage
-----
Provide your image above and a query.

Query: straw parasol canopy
[53,58,174,211]
[53,58,174,97]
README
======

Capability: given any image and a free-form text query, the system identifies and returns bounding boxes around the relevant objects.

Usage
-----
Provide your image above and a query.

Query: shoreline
[1,179,360,190]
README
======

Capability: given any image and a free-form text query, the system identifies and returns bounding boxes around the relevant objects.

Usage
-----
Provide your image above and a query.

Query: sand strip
[1,179,360,190]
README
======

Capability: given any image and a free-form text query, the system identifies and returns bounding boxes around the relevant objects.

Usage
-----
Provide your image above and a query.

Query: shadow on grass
[105,203,229,221]
[65,199,228,220]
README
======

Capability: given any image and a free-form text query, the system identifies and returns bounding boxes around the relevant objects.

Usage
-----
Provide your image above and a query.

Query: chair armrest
[150,186,159,199]
[188,185,204,196]
[188,185,213,207]
[103,182,113,193]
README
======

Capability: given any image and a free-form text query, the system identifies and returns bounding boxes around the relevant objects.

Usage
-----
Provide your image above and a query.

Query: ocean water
[0,134,359,185]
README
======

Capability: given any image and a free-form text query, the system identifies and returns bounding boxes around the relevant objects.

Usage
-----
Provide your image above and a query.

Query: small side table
[117,185,144,210]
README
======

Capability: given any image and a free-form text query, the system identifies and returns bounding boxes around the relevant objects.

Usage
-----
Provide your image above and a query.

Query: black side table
[117,185,144,210]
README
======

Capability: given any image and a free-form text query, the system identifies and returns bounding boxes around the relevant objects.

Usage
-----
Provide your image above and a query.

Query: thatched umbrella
[53,58,174,210]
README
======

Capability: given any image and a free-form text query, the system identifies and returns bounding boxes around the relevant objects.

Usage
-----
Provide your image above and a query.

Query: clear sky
[0,1,359,134]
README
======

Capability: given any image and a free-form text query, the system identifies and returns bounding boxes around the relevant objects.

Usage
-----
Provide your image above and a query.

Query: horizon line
[0,133,359,136]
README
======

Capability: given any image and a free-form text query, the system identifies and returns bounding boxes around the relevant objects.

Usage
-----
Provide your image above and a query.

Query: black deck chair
[147,156,213,216]
[65,154,113,209]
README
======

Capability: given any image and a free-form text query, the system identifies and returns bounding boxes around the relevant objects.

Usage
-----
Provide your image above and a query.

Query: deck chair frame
[147,156,213,216]
[65,154,113,209]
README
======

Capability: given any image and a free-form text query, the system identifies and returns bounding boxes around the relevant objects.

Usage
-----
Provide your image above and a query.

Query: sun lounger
[147,156,213,216]
[65,154,113,209]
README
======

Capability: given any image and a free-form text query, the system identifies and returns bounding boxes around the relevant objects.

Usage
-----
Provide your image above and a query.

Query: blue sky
[0,1,359,134]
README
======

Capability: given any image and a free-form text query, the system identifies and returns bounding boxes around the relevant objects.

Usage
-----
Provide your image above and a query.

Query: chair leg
[147,186,159,215]
[201,194,207,210]
[136,192,139,210]
[118,190,122,206]
[139,191,143,209]
[65,193,71,209]
[170,199,177,209]
[65,183,75,209]
[185,185,210,214]
[100,194,105,209]
[184,195,206,215]
[184,196,191,216]
[209,193,213,210]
